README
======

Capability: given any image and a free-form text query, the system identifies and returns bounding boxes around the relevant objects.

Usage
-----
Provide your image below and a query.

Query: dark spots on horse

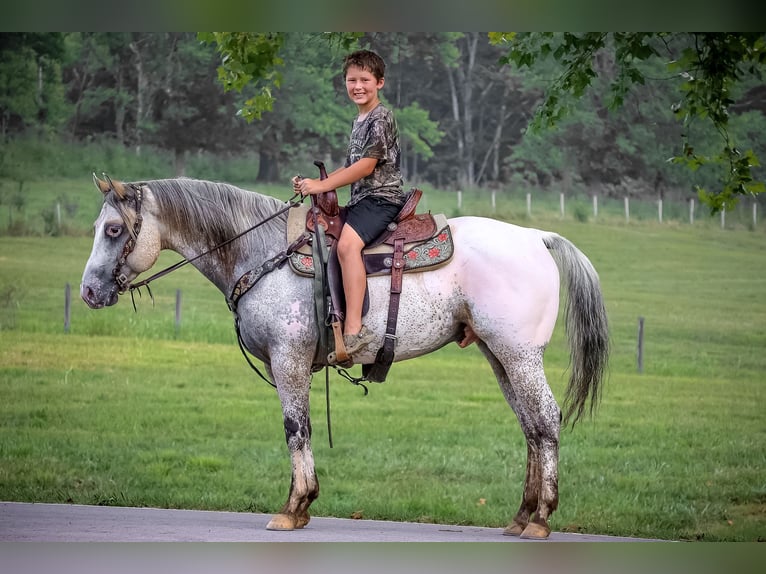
[283,416,310,441]
[284,417,300,435]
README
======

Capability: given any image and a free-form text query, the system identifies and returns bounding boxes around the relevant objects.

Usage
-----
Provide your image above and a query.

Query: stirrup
[327,351,353,368]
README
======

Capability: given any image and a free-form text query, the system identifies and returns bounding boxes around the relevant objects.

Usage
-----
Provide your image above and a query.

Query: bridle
[110,183,145,295]
[99,175,359,448]
[103,178,303,311]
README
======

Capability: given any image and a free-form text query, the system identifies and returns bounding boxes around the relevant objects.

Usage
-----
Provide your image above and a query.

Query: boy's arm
[296,157,377,196]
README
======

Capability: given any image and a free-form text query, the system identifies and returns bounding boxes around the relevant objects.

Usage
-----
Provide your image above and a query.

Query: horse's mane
[128,178,288,274]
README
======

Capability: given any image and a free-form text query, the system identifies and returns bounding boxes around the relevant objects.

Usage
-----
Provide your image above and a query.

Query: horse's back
[447,216,559,284]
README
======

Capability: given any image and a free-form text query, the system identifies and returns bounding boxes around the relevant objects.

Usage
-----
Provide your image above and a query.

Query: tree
[488,32,766,212]
[247,33,352,181]
[355,33,449,183]
[201,32,444,183]
[0,47,38,139]
[148,33,251,175]
[395,101,445,183]
[0,33,67,139]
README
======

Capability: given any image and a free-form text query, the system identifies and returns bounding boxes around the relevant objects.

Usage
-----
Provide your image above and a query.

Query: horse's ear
[93,173,111,195]
[103,173,128,199]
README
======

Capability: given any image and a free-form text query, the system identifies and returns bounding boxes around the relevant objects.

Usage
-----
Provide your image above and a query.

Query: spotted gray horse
[81,175,609,539]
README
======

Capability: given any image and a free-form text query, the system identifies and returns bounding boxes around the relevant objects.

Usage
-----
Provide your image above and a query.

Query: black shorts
[345,196,402,245]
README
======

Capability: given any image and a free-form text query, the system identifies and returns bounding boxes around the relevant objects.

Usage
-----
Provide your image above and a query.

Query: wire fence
[2,183,764,236]
[418,188,765,231]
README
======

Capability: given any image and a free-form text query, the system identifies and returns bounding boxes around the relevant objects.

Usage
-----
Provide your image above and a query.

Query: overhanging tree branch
[489,32,766,212]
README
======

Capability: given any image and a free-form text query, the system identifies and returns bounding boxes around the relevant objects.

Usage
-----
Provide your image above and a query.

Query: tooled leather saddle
[288,162,454,382]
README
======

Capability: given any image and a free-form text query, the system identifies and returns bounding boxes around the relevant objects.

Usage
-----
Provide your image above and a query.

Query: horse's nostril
[81,284,96,306]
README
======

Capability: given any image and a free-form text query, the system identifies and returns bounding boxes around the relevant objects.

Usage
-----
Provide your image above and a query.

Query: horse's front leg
[265,365,319,531]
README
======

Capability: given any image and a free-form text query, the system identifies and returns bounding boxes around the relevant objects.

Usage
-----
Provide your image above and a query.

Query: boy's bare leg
[337,225,366,336]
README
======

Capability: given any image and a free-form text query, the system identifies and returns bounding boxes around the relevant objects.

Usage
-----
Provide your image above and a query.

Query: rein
[126,192,303,307]
[117,189,304,387]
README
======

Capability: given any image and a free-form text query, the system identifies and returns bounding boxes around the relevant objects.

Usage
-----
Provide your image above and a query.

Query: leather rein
[112,185,304,311]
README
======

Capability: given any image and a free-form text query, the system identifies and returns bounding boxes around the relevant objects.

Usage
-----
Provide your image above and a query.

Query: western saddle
[292,161,453,382]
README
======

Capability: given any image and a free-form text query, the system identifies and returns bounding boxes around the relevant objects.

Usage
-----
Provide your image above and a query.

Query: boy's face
[345,65,385,111]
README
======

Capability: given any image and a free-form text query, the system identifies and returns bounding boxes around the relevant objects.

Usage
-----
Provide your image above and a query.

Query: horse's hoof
[266,514,296,531]
[295,513,310,529]
[503,521,526,537]
[519,522,551,540]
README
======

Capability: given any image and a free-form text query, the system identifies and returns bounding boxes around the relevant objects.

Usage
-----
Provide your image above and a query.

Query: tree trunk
[446,33,480,190]
[476,83,511,185]
[129,36,147,156]
[461,33,478,188]
[256,150,279,182]
[446,67,465,189]
[114,67,126,145]
[174,148,186,176]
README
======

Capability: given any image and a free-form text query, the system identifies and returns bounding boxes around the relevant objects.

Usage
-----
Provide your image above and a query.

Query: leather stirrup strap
[365,237,405,382]
[311,203,331,366]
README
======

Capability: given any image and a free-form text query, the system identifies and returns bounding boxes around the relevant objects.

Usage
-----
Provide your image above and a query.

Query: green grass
[0,183,764,541]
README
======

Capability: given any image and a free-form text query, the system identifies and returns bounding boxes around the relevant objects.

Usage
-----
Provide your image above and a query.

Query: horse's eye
[105,224,123,238]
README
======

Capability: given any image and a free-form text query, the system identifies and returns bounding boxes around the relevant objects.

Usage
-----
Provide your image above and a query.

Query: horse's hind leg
[480,343,560,539]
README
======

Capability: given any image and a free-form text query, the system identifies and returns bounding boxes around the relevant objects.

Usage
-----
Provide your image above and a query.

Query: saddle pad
[286,205,454,278]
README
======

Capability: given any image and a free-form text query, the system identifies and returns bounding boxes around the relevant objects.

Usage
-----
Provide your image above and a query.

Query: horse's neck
[152,183,287,294]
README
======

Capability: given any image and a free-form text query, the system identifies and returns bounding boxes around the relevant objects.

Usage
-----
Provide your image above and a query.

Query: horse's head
[81,174,161,308]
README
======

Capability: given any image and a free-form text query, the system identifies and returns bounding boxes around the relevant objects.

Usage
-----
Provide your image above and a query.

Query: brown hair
[342,49,386,80]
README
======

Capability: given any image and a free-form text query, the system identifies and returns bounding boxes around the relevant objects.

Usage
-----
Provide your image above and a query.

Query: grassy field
[0,180,764,541]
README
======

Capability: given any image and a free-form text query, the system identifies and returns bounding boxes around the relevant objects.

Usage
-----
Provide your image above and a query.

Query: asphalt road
[0,502,658,542]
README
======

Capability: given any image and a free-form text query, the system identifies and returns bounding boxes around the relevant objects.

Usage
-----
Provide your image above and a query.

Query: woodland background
[1,32,765,214]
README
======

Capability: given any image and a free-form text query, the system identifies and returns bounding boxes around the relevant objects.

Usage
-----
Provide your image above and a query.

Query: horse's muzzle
[80,283,119,308]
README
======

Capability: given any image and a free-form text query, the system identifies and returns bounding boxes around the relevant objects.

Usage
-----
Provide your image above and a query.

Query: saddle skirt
[285,203,454,278]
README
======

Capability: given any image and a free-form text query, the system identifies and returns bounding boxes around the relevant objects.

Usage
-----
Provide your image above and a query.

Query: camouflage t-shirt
[345,103,404,207]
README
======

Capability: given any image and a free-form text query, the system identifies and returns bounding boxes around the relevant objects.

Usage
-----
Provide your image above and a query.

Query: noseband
[111,184,145,293]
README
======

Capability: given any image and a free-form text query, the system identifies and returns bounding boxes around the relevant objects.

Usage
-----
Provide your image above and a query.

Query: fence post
[175,289,182,336]
[491,190,496,213]
[624,197,630,223]
[637,316,644,373]
[559,193,565,218]
[526,193,531,216]
[457,190,462,211]
[690,198,695,225]
[64,283,71,333]
[754,202,758,228]
[721,208,726,229]
[658,199,663,223]
[593,195,598,218]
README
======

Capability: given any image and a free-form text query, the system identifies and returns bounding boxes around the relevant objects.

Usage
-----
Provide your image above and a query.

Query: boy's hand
[291,175,303,194]
[296,177,323,196]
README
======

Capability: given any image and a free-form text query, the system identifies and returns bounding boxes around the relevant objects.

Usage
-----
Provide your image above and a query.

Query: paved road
[0,502,657,542]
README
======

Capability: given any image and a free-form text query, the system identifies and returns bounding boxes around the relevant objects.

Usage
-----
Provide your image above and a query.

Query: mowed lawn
[0,215,764,541]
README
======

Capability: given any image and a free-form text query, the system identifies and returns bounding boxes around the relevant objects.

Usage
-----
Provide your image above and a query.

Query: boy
[293,49,405,361]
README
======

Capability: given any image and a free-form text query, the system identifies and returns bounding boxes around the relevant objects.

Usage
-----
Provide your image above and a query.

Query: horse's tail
[542,232,609,427]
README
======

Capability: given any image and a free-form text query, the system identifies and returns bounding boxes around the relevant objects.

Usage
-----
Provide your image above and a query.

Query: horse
[80,175,609,540]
